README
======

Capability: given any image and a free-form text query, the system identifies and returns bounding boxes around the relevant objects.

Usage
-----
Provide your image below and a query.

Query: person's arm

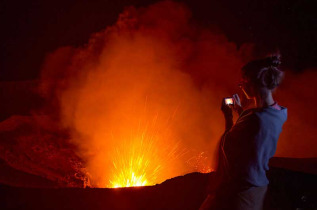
[224,114,233,131]
[221,94,244,131]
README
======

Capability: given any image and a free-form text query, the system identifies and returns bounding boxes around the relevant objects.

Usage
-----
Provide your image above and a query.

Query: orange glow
[39,1,243,188]
[106,112,185,188]
[109,133,177,188]
[187,152,213,174]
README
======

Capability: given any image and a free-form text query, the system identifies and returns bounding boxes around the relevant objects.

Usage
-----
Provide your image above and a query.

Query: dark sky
[1,0,316,81]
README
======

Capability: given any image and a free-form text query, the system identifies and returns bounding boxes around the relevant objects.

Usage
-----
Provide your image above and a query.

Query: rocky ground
[0,160,316,210]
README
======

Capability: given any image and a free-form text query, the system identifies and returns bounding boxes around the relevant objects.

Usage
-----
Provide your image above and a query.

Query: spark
[108,107,184,188]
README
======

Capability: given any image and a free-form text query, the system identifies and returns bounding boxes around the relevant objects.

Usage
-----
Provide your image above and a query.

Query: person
[200,55,288,210]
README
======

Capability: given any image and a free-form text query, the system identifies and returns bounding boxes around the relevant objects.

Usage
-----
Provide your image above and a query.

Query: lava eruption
[39,1,244,188]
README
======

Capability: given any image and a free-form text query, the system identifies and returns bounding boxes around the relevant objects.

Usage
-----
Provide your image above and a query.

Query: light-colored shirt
[220,104,287,187]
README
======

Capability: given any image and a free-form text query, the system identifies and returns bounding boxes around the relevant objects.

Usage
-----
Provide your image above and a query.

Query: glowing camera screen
[225,98,233,105]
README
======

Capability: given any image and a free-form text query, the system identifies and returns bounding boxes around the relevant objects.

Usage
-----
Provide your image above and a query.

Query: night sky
[1,0,316,81]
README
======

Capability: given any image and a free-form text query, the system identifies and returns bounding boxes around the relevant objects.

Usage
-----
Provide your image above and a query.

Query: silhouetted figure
[200,55,288,210]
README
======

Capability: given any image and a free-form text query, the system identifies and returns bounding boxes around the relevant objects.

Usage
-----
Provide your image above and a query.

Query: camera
[225,97,234,105]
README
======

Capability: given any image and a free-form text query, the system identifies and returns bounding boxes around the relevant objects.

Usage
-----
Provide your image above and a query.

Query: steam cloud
[38,1,316,187]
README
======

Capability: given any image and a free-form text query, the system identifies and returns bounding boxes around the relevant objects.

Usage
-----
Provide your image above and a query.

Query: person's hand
[221,98,234,130]
[221,98,233,118]
[232,94,243,115]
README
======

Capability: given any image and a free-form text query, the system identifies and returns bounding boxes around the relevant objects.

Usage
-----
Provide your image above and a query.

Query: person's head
[239,55,284,100]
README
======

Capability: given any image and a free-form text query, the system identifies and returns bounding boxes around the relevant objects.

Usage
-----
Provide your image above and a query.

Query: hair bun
[242,54,284,90]
[260,55,283,89]
[266,55,281,67]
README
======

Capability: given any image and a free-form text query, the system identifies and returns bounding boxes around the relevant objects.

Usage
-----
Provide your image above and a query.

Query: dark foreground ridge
[0,158,316,210]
